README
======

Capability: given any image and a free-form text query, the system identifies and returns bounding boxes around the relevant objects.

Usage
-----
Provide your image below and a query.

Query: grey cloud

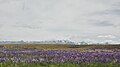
[48,26,78,32]
[93,2,120,16]
[93,21,115,27]
[90,0,120,16]
[110,9,120,15]
[100,9,120,16]
[91,9,120,18]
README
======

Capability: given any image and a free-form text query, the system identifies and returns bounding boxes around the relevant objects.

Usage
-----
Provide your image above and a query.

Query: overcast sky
[0,0,120,43]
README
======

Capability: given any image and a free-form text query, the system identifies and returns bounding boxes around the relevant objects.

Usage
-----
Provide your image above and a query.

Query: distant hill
[0,40,76,44]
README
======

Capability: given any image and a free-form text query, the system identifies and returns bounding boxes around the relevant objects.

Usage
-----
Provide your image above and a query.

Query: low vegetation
[0,44,119,67]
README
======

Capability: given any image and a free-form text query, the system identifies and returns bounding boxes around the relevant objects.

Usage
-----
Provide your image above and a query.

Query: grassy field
[0,44,119,67]
[1,44,120,52]
[0,63,120,67]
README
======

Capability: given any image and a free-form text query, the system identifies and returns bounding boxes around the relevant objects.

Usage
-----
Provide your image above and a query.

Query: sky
[0,0,120,43]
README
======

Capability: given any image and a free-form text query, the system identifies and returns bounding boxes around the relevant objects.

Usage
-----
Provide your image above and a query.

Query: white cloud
[97,35,116,39]
[0,0,120,43]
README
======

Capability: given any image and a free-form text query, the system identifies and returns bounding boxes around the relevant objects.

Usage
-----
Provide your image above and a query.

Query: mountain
[0,40,76,44]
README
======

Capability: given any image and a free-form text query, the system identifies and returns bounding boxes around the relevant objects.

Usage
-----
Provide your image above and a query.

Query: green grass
[0,63,119,67]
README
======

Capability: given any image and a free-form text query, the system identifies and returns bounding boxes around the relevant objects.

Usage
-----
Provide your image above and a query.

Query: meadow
[0,44,119,67]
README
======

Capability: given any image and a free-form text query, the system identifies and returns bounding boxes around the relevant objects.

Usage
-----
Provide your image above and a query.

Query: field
[0,44,120,67]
